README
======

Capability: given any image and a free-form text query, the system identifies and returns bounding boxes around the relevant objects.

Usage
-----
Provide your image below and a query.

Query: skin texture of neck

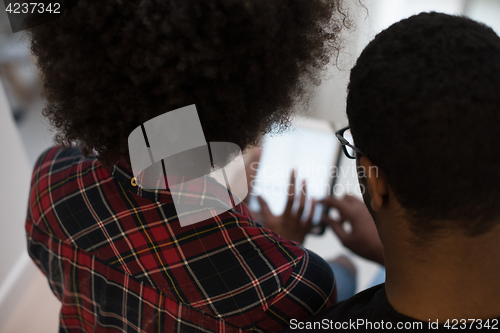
[381,215,500,322]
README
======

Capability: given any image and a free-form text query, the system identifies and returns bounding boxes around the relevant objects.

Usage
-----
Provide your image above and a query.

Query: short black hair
[28,0,349,167]
[347,12,500,237]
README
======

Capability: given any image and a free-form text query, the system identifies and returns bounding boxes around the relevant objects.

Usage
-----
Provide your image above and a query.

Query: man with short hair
[285,12,500,331]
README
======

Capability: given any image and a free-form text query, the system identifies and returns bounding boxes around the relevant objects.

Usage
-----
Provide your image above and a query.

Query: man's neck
[382,220,500,322]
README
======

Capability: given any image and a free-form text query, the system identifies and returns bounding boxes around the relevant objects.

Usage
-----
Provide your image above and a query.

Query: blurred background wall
[313,0,500,128]
[1,0,500,331]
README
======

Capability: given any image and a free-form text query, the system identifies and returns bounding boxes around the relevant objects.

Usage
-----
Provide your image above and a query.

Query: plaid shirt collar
[111,159,239,214]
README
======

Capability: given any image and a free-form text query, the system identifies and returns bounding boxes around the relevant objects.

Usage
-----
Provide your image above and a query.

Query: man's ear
[359,156,388,212]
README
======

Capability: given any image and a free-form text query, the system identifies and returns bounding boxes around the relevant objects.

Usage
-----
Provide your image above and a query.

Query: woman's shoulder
[32,146,98,176]
[27,146,111,235]
[30,146,109,199]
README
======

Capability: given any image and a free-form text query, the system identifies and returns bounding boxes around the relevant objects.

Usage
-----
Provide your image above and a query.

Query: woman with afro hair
[25,0,349,331]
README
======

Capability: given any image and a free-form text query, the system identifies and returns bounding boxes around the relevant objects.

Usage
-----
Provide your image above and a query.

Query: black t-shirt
[281,283,499,332]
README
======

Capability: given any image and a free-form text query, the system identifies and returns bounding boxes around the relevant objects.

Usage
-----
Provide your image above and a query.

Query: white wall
[309,0,500,125]
[0,80,34,326]
[466,0,500,34]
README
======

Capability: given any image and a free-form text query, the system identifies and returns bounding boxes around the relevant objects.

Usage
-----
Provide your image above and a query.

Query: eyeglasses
[335,126,364,159]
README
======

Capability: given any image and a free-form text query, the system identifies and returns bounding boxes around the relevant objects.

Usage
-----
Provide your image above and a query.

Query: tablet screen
[249,118,340,224]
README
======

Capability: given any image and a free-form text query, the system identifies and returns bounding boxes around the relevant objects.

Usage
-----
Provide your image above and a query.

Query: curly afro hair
[28,0,349,168]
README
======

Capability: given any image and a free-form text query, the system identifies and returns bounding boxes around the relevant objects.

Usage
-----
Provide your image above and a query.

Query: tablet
[248,116,342,235]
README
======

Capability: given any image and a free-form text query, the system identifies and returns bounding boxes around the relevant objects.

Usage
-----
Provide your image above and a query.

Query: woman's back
[25,1,349,331]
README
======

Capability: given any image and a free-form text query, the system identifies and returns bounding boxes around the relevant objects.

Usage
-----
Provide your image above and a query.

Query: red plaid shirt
[26,146,336,332]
